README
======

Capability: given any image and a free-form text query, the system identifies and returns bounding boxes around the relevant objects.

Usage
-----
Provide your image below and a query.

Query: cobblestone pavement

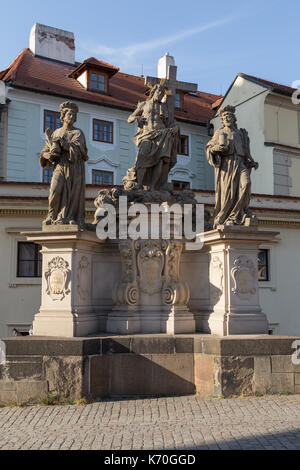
[1,395,300,450]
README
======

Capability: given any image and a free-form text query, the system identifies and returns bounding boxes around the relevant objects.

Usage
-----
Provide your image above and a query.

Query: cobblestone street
[1,394,300,450]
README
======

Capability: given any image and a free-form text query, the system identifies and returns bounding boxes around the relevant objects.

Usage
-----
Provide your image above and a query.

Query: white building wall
[211,76,274,195]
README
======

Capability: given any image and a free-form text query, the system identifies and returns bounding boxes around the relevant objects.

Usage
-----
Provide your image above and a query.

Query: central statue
[123,83,180,191]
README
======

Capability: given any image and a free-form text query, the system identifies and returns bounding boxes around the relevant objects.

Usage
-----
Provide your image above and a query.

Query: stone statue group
[40,85,259,231]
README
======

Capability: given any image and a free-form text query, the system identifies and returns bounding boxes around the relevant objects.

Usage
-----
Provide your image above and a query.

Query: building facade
[0,24,300,339]
[0,23,218,190]
[211,73,300,196]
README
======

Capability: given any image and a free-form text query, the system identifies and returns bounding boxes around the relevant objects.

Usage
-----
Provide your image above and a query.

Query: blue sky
[1,0,299,95]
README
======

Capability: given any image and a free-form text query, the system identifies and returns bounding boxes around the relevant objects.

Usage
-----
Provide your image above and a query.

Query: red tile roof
[240,73,296,96]
[69,57,119,79]
[210,73,297,113]
[0,48,221,125]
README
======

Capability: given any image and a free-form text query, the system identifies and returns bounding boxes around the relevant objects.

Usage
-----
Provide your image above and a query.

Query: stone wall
[0,335,300,404]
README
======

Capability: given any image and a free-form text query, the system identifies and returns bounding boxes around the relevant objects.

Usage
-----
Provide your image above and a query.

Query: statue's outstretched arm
[128,101,144,124]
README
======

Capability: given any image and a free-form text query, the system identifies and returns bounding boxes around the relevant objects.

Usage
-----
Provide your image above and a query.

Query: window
[43,166,54,183]
[17,242,42,278]
[92,170,114,185]
[178,135,189,155]
[89,71,107,92]
[175,92,184,110]
[172,180,190,190]
[93,119,113,143]
[7,324,32,337]
[258,249,269,281]
[44,110,61,132]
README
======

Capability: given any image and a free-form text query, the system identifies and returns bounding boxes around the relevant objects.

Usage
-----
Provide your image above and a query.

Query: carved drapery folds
[113,239,189,307]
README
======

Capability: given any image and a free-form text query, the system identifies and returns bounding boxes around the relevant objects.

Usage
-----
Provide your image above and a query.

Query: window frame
[88,70,108,93]
[92,119,114,144]
[258,244,277,291]
[17,242,42,279]
[7,233,42,287]
[43,109,61,132]
[172,180,191,190]
[43,166,54,183]
[92,169,114,186]
[178,135,189,156]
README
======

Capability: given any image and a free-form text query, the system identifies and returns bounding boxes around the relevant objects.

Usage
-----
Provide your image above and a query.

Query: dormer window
[89,71,107,93]
[69,57,119,95]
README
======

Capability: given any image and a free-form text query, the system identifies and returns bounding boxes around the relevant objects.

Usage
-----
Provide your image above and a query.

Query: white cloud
[78,15,236,67]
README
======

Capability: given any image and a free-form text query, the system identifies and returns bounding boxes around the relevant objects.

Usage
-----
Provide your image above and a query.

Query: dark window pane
[98,74,105,91]
[45,112,55,130]
[17,243,42,278]
[92,170,113,185]
[172,180,190,190]
[93,120,102,141]
[103,172,113,185]
[175,93,181,109]
[93,120,113,143]
[91,72,98,89]
[258,249,269,281]
[43,166,54,183]
[103,123,112,142]
[44,110,60,132]
[178,136,188,155]
[93,171,102,184]
[18,260,35,277]
[55,114,62,129]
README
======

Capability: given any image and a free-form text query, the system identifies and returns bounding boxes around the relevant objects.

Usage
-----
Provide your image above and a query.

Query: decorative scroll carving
[231,255,256,297]
[45,256,70,301]
[112,241,139,305]
[137,241,164,295]
[162,240,189,306]
[113,239,189,307]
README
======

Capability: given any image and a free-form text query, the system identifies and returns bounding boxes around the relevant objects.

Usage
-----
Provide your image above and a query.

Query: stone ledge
[3,334,299,357]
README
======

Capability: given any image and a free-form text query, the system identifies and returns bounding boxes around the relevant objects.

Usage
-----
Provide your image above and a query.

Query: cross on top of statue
[145,53,198,126]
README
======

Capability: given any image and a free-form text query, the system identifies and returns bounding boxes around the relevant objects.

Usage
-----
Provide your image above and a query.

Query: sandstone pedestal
[107,238,195,334]
[23,226,112,337]
[200,226,279,336]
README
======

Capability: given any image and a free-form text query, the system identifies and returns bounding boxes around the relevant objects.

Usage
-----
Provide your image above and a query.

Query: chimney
[157,52,175,78]
[29,23,75,64]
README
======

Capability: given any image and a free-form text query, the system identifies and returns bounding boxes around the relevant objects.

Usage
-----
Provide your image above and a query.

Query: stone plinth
[107,238,195,334]
[23,226,116,337]
[199,226,279,336]
[1,334,300,404]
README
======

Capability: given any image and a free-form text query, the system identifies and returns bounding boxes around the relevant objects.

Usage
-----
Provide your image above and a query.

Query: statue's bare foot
[69,219,77,225]
[44,216,53,225]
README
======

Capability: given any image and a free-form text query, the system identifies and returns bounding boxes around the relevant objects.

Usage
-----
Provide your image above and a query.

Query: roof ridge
[241,73,295,92]
[0,48,30,81]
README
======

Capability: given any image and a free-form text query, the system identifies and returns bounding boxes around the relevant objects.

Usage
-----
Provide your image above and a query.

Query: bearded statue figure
[206,105,258,228]
[123,83,180,191]
[40,101,88,227]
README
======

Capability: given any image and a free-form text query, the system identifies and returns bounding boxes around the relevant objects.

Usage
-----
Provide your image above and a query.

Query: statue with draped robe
[206,105,258,228]
[40,101,88,228]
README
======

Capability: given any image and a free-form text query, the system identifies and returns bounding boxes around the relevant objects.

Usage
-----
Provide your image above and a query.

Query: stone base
[33,309,107,338]
[207,312,269,336]
[1,334,300,404]
[202,226,279,336]
[107,307,196,335]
